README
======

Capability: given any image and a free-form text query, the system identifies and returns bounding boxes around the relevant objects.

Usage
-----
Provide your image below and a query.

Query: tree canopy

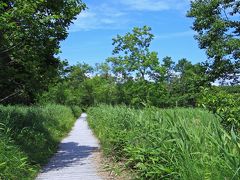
[187,0,240,83]
[0,0,86,104]
[108,26,159,81]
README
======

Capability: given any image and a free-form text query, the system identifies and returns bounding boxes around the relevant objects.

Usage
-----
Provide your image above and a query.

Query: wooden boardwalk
[36,113,102,180]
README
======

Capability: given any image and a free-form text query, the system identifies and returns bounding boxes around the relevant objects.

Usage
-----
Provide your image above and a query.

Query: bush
[199,88,240,131]
[70,105,82,118]
[88,105,240,179]
[0,104,76,179]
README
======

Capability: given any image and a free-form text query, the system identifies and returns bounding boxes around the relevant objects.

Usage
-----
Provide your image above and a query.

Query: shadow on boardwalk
[42,142,99,173]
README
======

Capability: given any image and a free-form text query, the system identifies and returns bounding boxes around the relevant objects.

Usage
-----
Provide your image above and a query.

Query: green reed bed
[88,105,240,179]
[0,104,80,180]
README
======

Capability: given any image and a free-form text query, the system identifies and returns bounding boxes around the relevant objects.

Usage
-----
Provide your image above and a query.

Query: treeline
[39,57,208,108]
[1,1,239,110]
[38,26,239,110]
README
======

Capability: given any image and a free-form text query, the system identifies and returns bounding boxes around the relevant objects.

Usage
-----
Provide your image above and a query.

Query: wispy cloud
[69,0,190,32]
[69,3,129,32]
[156,30,195,39]
[119,0,189,11]
[119,0,169,11]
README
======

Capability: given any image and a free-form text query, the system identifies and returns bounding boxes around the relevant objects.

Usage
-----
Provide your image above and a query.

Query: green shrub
[70,105,82,118]
[0,104,76,179]
[88,105,240,179]
[199,88,240,131]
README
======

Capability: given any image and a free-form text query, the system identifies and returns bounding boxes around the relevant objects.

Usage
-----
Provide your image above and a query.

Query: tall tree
[187,0,240,83]
[0,0,86,104]
[162,56,175,84]
[108,26,159,80]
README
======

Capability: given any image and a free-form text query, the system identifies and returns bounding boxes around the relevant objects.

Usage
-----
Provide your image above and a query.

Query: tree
[187,0,240,83]
[108,26,159,80]
[38,63,93,106]
[162,56,175,83]
[95,62,111,79]
[0,0,86,104]
[175,58,193,74]
[68,63,93,84]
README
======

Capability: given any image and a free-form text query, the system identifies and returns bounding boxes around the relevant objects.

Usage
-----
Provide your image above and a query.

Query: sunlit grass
[88,105,240,179]
[0,104,80,179]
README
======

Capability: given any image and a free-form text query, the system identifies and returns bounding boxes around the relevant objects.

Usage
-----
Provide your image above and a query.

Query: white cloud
[119,0,189,11]
[156,30,195,39]
[68,0,191,32]
[69,4,128,32]
[120,0,169,11]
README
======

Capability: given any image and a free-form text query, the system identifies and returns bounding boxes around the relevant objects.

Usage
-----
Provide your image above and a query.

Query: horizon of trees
[37,25,239,110]
[0,0,239,110]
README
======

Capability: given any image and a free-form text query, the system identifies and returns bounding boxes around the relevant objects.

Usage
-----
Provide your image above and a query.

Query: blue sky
[59,0,207,66]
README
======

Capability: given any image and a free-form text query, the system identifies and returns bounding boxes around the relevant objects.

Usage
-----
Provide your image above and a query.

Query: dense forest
[0,0,239,179]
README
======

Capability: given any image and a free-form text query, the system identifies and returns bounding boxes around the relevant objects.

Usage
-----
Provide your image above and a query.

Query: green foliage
[40,57,210,108]
[38,63,118,107]
[88,105,240,179]
[38,25,236,111]
[187,0,240,82]
[0,104,76,179]
[199,87,240,131]
[103,26,210,107]
[108,26,159,81]
[70,105,83,118]
[0,0,86,104]
[0,136,36,180]
[218,85,240,94]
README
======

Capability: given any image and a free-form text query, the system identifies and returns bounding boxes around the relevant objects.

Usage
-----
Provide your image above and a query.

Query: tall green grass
[0,104,80,179]
[88,105,240,179]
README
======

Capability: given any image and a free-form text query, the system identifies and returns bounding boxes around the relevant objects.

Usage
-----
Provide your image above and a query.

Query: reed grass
[0,104,80,179]
[88,105,240,179]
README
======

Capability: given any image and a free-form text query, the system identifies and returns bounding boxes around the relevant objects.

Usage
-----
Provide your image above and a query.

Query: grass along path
[36,113,103,180]
[88,105,240,179]
[0,104,78,179]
